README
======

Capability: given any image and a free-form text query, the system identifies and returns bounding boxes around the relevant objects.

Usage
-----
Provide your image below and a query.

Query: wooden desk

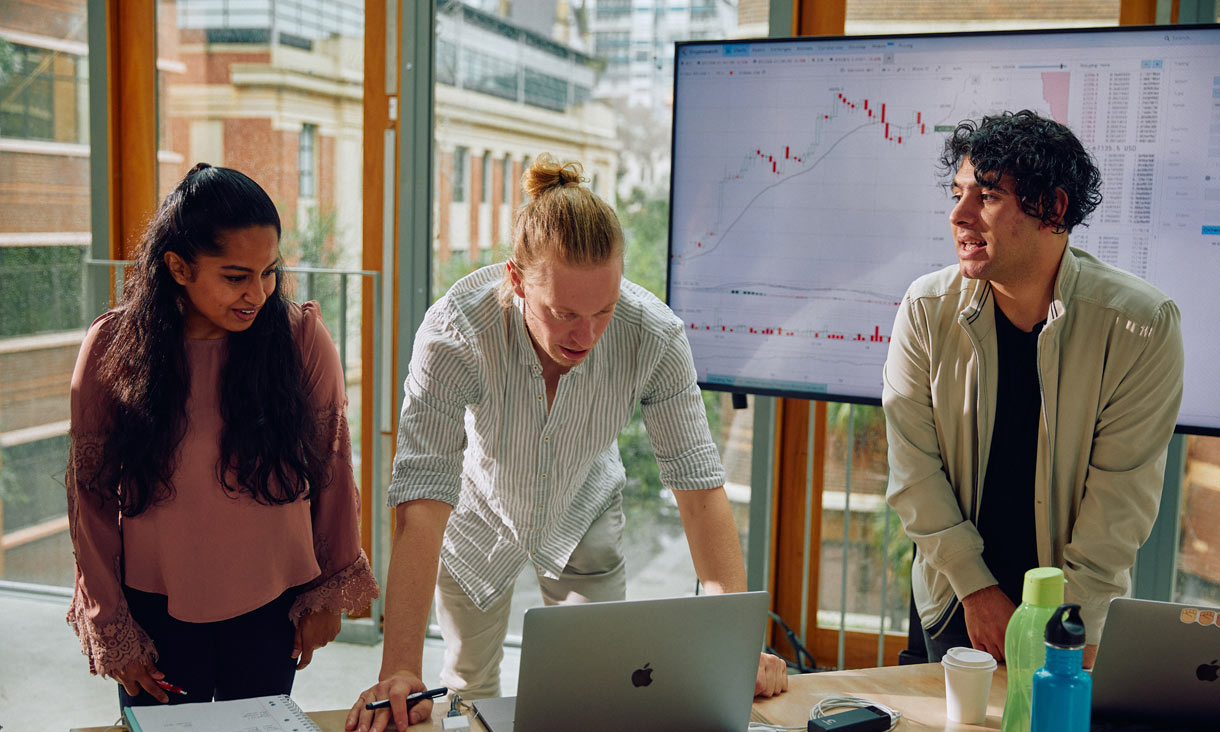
[754,663,1008,731]
[76,663,1007,731]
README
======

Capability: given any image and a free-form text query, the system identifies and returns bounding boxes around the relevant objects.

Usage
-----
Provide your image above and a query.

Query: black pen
[365,686,448,711]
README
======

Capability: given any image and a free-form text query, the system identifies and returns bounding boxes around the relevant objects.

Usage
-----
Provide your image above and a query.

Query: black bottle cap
[1044,603,1086,647]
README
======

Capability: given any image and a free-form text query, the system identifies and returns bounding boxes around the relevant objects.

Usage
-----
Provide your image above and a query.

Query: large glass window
[0,43,88,143]
[299,122,317,200]
[817,404,910,642]
[481,150,492,204]
[0,3,92,588]
[452,145,468,203]
[1176,436,1220,606]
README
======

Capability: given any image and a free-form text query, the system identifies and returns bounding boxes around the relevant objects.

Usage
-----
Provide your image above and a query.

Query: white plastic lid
[942,647,997,670]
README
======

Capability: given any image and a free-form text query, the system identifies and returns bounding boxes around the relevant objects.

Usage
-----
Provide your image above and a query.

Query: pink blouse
[66,301,379,676]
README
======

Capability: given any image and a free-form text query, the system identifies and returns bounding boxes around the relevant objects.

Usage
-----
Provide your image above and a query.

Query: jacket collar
[959,244,1080,328]
[1046,244,1081,323]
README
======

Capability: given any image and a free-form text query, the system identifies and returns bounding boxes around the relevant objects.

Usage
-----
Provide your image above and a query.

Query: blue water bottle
[1031,603,1092,732]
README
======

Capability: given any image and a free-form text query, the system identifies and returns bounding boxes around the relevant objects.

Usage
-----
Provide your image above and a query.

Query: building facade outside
[434,0,619,263]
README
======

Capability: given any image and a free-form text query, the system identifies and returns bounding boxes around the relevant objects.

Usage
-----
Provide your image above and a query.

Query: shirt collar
[510,295,538,366]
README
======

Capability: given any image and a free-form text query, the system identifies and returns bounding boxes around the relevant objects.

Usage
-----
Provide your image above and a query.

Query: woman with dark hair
[66,163,378,707]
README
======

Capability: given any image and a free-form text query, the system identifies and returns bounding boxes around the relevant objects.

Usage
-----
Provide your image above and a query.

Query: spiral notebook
[123,694,322,732]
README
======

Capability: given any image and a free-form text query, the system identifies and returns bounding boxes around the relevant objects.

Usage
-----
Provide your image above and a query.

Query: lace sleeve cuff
[289,550,379,624]
[66,590,157,677]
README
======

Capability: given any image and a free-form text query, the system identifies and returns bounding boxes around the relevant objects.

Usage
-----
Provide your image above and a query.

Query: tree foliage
[619,186,669,299]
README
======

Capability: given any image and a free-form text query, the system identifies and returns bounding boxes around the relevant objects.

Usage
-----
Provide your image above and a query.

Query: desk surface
[74,663,1008,731]
[754,662,1007,730]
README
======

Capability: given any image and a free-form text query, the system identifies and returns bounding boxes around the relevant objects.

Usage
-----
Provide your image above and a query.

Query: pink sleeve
[65,314,158,675]
[289,303,380,623]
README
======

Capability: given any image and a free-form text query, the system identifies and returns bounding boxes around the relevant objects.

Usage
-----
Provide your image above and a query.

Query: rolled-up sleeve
[639,325,725,492]
[387,308,482,507]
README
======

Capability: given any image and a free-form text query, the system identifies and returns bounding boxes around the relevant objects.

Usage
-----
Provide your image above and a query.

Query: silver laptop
[472,591,769,732]
[1092,597,1220,725]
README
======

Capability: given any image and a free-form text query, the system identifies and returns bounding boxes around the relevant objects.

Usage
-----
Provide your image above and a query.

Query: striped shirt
[387,263,725,609]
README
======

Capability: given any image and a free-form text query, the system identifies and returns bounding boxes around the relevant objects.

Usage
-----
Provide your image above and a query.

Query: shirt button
[540,473,547,479]
[543,436,550,442]
[537,394,543,401]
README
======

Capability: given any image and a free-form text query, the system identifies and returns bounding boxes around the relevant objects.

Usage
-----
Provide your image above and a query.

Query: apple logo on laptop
[632,663,653,688]
[1197,659,1218,682]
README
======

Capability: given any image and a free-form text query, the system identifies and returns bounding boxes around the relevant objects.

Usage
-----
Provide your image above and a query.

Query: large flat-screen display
[667,25,1220,435]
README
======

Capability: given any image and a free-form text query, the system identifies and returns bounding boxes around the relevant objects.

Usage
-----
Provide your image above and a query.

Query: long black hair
[94,163,324,516]
[939,110,1103,234]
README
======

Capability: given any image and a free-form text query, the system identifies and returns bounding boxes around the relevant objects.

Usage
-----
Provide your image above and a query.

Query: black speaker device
[806,705,892,732]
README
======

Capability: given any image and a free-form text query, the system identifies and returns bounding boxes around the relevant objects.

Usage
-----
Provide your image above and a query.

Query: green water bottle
[1000,567,1065,732]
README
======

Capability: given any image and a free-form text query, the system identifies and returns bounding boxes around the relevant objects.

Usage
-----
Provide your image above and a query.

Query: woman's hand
[293,609,342,670]
[111,659,169,703]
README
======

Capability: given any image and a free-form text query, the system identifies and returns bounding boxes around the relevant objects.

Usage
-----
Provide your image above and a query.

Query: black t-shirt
[978,305,1043,605]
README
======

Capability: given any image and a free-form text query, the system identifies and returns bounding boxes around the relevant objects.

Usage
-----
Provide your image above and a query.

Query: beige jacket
[882,246,1184,644]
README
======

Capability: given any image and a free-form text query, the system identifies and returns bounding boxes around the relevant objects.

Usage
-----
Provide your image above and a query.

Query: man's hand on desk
[961,585,1016,662]
[347,671,433,732]
[755,651,788,697]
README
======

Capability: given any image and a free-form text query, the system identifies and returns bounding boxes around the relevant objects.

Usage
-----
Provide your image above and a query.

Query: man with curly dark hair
[883,110,1184,669]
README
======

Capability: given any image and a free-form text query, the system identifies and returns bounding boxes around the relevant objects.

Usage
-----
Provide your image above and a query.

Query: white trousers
[434,499,627,699]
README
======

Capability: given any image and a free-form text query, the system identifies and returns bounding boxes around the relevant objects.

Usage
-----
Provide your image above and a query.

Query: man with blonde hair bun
[349,154,787,732]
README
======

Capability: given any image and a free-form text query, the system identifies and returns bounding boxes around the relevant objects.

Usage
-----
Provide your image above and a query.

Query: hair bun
[522,153,583,200]
[187,162,213,177]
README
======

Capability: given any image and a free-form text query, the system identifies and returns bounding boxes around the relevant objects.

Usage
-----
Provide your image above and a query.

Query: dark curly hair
[939,110,1102,234]
[92,163,324,516]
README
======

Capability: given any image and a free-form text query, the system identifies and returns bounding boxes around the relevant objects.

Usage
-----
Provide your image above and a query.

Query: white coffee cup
[941,646,997,724]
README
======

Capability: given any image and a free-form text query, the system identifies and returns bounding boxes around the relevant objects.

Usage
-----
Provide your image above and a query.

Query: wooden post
[109,0,158,259]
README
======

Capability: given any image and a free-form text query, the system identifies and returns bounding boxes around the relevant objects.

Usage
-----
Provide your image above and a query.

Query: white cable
[747,695,904,732]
